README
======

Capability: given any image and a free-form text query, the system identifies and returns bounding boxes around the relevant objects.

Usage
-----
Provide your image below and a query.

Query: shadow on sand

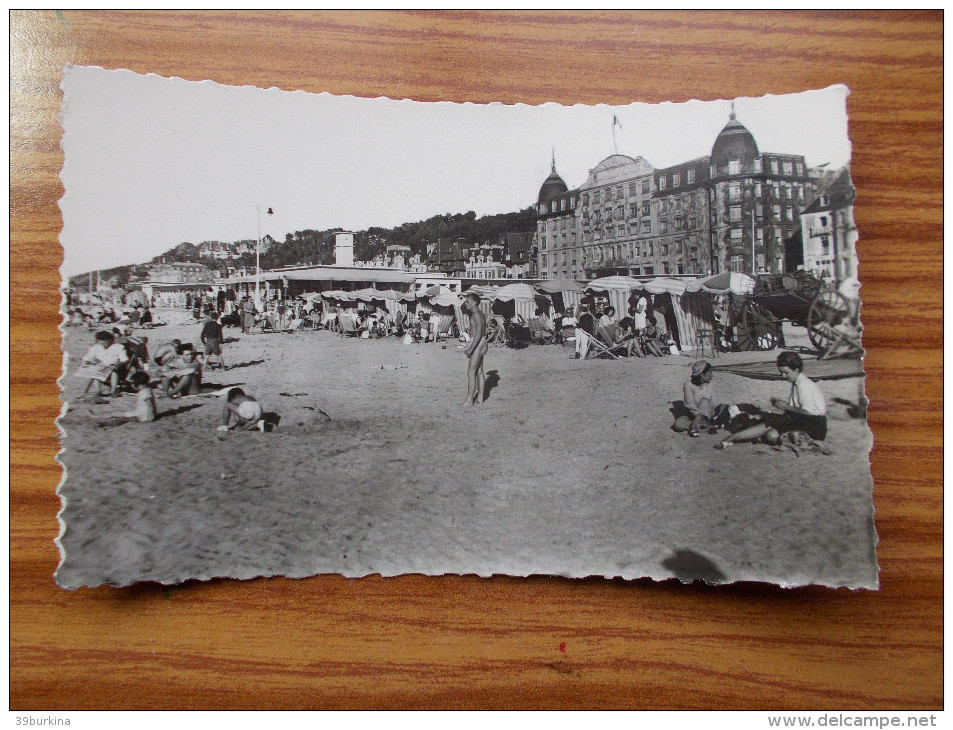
[483,370,501,402]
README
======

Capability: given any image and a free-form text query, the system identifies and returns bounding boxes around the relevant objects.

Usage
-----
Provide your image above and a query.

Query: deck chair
[339,313,360,337]
[584,326,625,359]
[282,318,305,334]
[528,317,555,344]
[487,315,508,346]
[433,314,455,341]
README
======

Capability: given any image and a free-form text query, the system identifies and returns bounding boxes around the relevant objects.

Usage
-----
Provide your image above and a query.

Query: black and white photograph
[56,66,876,590]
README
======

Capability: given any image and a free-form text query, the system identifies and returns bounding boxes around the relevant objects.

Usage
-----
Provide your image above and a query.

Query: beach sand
[55,312,878,590]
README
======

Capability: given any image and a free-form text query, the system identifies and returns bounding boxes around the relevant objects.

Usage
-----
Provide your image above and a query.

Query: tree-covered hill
[68,207,536,288]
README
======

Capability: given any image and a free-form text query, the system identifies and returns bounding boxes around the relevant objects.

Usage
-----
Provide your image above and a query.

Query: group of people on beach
[75,309,266,433]
[675,351,829,450]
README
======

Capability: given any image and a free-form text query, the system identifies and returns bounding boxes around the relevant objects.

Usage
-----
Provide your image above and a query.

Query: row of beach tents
[296,273,756,354]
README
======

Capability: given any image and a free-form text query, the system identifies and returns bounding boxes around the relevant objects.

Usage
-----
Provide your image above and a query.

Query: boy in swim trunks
[218,388,264,431]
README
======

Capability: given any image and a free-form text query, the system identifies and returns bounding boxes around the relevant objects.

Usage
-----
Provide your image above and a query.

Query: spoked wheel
[736,300,781,351]
[807,289,863,359]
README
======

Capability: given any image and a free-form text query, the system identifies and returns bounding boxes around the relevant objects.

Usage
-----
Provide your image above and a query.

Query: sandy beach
[55,311,878,590]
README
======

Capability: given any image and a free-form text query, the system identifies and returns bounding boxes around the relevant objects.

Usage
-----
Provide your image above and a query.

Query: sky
[58,66,851,276]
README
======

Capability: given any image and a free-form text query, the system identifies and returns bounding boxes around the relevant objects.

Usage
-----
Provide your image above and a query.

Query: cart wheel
[807,289,863,359]
[737,300,781,351]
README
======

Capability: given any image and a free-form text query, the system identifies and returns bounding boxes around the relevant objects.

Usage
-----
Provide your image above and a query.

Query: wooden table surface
[10,10,943,710]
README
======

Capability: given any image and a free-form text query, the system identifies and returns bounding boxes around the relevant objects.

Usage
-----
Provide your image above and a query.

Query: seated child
[717,351,828,449]
[89,371,156,427]
[218,388,264,431]
[674,360,720,436]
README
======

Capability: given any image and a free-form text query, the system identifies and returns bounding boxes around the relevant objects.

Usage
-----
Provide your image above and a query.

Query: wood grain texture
[10,10,942,710]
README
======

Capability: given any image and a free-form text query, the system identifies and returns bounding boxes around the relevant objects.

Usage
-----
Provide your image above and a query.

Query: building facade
[797,168,858,281]
[534,107,818,280]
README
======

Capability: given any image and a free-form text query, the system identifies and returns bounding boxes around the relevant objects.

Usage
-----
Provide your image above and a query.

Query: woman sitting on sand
[717,351,828,449]
[674,360,721,436]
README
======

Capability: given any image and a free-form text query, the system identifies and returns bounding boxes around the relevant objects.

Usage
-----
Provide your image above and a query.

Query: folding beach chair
[528,317,555,344]
[585,327,624,360]
[339,313,361,337]
[282,318,305,334]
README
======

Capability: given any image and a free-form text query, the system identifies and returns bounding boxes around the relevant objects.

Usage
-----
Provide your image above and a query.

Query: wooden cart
[729,272,863,359]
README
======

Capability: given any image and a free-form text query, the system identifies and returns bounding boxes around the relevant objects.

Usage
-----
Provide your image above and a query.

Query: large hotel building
[534,106,819,280]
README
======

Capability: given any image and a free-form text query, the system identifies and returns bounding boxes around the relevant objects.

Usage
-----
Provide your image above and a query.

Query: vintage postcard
[56,66,876,589]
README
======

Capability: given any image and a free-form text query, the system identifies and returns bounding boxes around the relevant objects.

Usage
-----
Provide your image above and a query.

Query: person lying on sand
[716,351,828,449]
[217,388,265,431]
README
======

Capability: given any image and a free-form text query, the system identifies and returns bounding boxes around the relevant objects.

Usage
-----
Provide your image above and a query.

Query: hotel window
[730,255,744,273]
[755,181,762,196]
[642,220,651,234]
[796,162,804,175]
[642,201,650,216]
[658,175,667,190]
[550,201,557,212]
[672,172,680,187]
[677,260,684,275]
[730,228,743,241]
[770,159,779,174]
[688,216,696,229]
[615,205,624,220]
[729,206,742,222]
[687,169,695,184]
[582,193,589,206]
[661,244,669,256]
[616,185,623,200]
[628,182,638,195]
[782,161,793,175]
[729,160,741,175]
[729,182,741,199]
[773,205,781,218]
[605,187,612,201]
[641,180,650,195]
[648,242,654,256]
[593,191,601,205]
[644,265,654,275]
[629,203,639,218]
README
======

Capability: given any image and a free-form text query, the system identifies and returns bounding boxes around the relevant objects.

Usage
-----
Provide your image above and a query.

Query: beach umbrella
[685,272,756,296]
[491,283,537,302]
[641,277,688,296]
[584,275,643,292]
[534,278,583,294]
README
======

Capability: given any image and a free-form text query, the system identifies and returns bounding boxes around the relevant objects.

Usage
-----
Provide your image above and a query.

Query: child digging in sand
[217,388,265,432]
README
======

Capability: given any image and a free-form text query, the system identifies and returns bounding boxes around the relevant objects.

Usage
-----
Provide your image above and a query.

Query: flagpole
[255,204,261,306]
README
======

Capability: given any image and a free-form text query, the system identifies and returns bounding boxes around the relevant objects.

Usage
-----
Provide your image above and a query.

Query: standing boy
[461,291,487,406]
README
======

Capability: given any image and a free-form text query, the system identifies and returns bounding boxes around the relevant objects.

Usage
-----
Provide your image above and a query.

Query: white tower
[335,231,354,266]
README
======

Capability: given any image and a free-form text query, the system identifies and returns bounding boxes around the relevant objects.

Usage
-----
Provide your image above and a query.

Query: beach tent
[634,277,722,355]
[491,283,544,323]
[124,290,150,308]
[534,278,583,313]
[584,275,644,321]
